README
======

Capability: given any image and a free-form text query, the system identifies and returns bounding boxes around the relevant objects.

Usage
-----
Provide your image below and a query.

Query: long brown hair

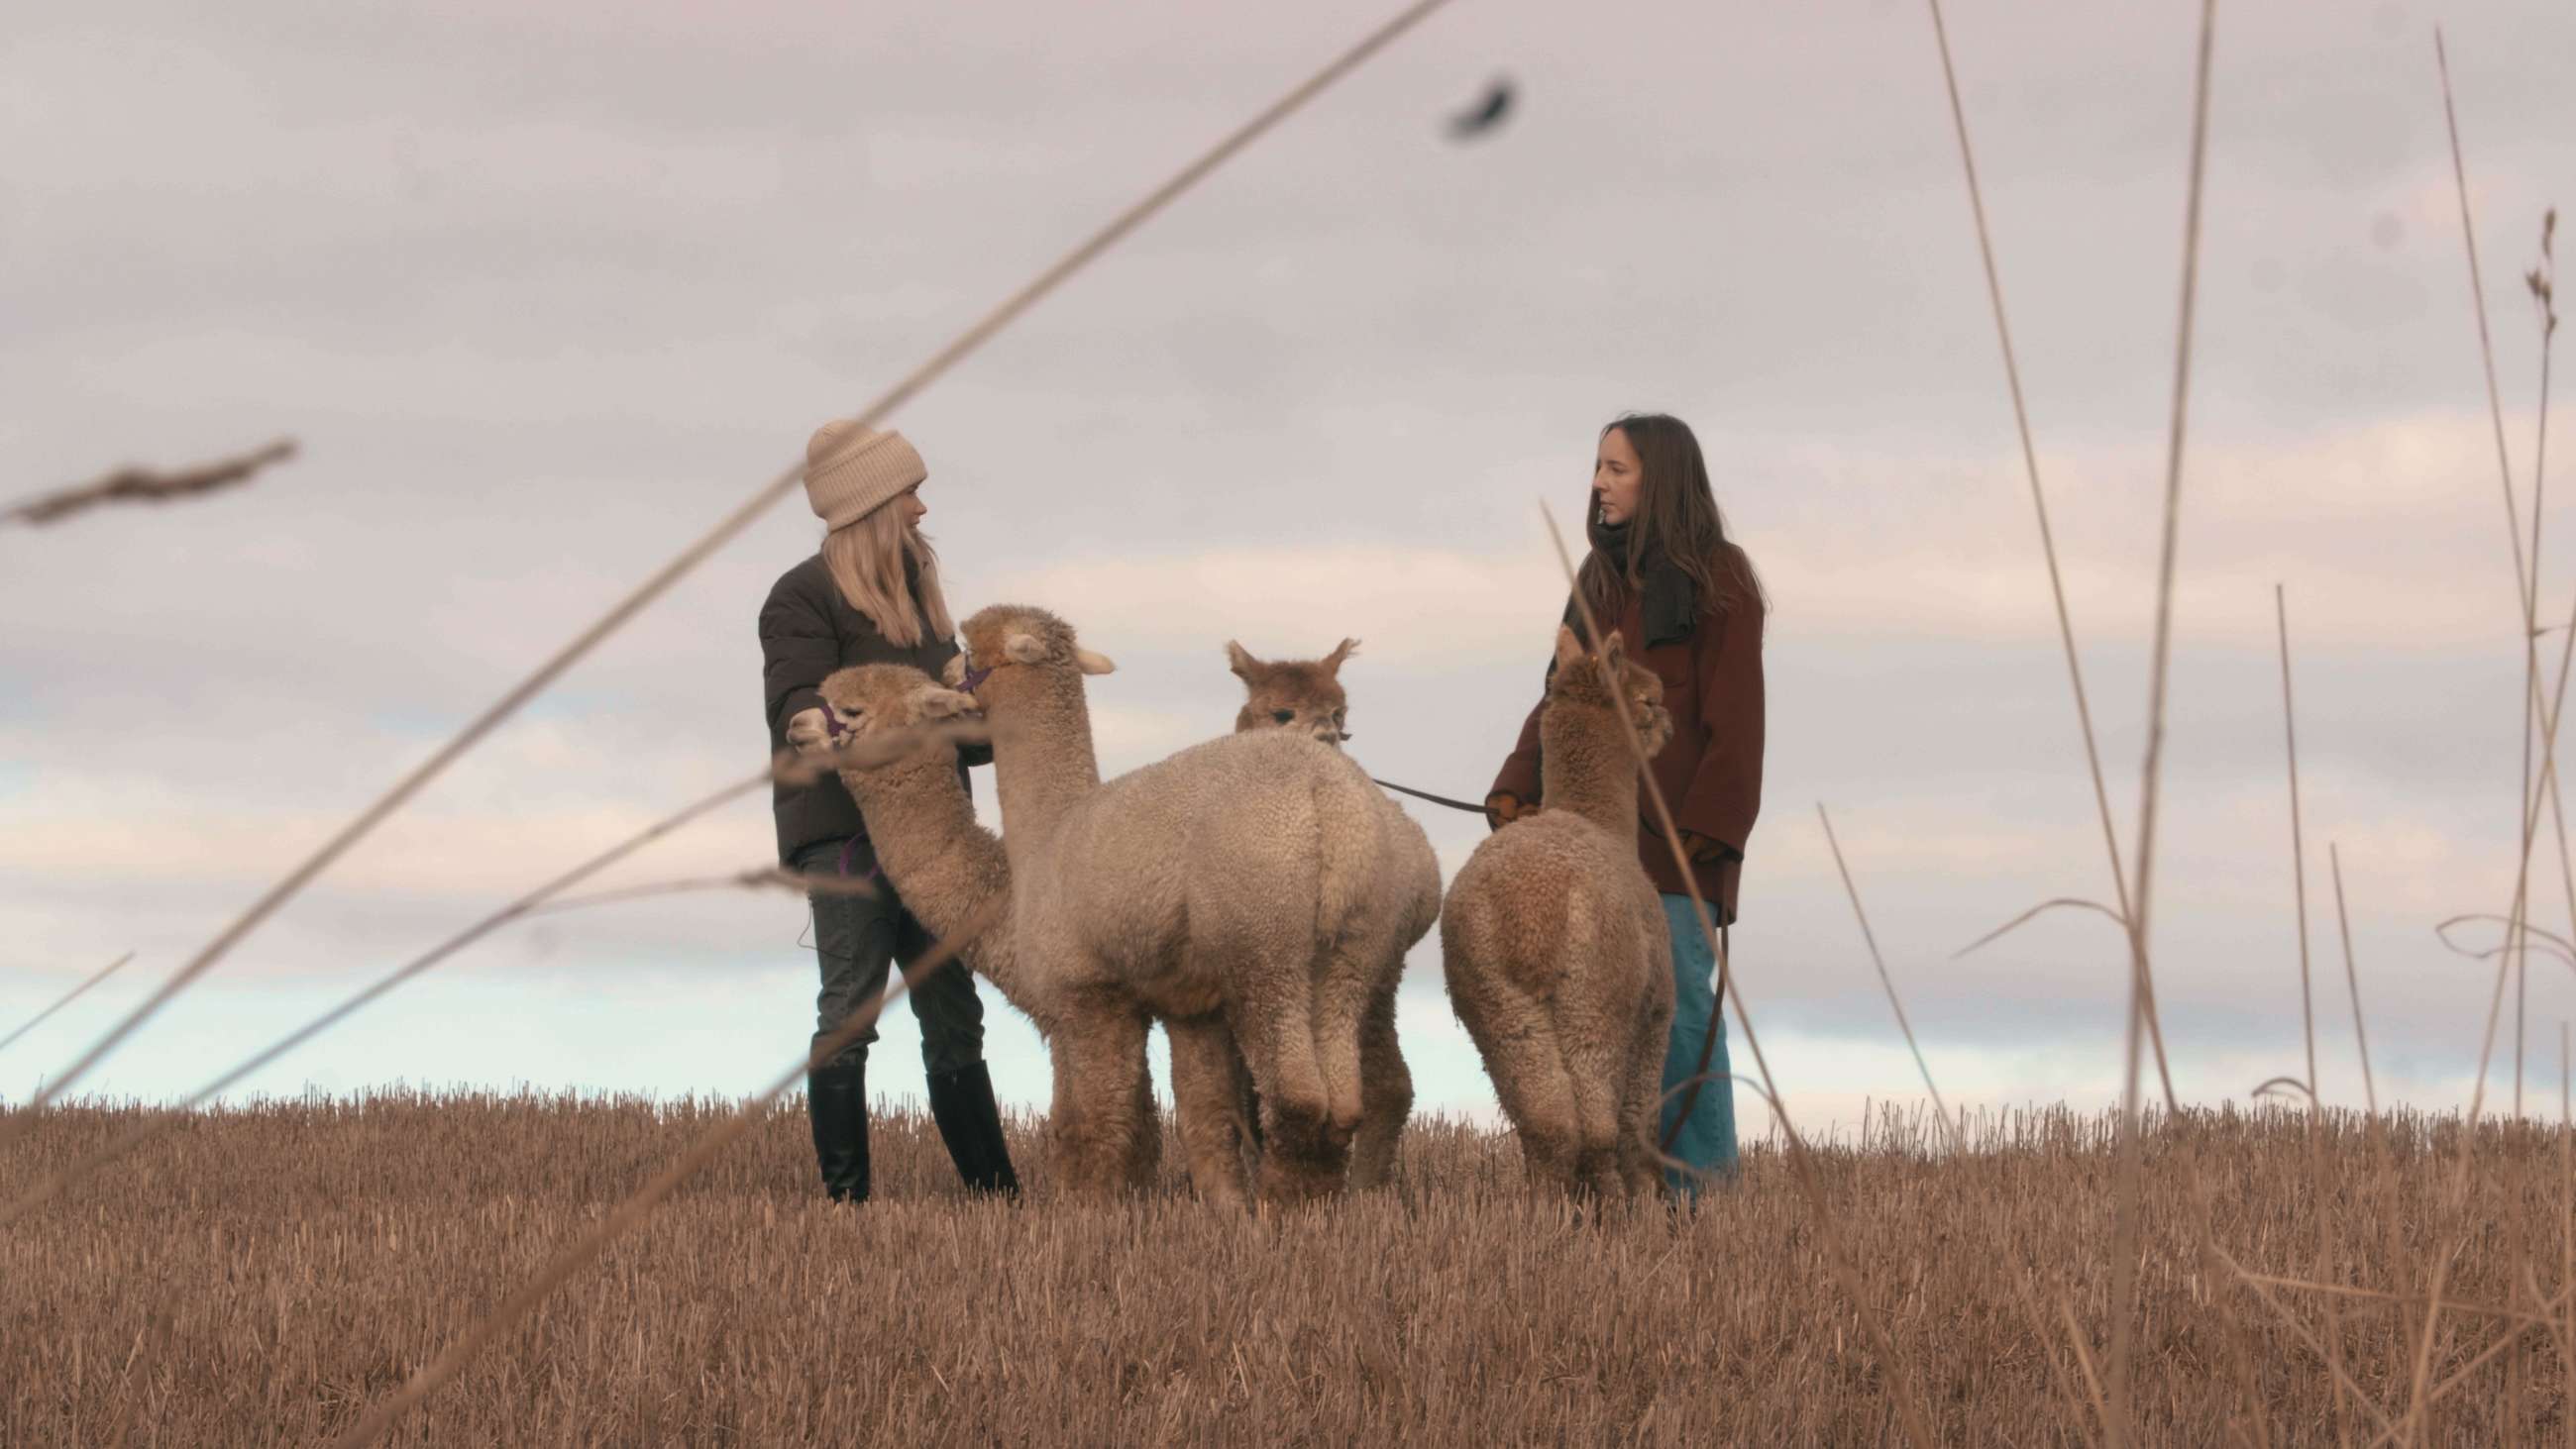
[1576,412,1766,628]
[821,504,955,649]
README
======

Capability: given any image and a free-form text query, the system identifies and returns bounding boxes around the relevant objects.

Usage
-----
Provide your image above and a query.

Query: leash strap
[833,837,882,885]
[1370,777,1491,816]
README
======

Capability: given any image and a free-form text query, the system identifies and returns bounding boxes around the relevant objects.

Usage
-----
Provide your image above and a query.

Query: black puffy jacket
[758,553,975,863]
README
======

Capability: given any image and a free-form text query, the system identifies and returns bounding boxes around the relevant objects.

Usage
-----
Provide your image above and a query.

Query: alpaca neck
[1540,703,1642,839]
[844,757,1021,996]
[987,668,1103,867]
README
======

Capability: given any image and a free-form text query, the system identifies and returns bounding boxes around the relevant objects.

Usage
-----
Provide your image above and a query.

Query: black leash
[1371,776,1490,816]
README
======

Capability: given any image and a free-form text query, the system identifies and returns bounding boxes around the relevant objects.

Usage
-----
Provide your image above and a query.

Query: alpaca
[1225,636,1439,1188]
[950,604,1431,1205]
[1439,626,1677,1197]
[815,664,1164,1196]
[1226,637,1356,745]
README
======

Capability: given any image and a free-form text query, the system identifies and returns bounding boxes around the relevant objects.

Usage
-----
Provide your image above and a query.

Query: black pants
[796,837,987,1075]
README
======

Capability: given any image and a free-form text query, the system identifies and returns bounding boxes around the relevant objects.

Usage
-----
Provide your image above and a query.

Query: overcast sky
[6,0,2575,1139]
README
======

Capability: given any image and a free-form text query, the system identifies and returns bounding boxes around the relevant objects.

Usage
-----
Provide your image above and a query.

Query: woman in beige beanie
[758,421,1017,1203]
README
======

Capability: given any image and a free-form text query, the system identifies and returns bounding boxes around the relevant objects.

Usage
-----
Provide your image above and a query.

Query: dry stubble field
[5,1089,2573,1445]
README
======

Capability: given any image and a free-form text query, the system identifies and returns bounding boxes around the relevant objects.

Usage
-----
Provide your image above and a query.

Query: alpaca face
[816,664,978,765]
[953,603,1115,704]
[1549,627,1673,757]
[1227,639,1356,747]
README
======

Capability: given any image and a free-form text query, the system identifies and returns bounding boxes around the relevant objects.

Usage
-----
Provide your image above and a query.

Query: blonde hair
[821,503,955,649]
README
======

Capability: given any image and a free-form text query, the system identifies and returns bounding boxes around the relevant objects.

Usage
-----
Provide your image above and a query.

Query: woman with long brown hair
[759,421,1017,1203]
[1486,412,1766,1194]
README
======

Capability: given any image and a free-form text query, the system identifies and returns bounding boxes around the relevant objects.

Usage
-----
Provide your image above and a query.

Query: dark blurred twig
[2,439,295,528]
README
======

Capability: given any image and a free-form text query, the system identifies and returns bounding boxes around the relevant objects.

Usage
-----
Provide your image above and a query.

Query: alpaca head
[948,604,1117,704]
[1226,638,1357,747]
[816,664,981,767]
[1548,626,1672,757]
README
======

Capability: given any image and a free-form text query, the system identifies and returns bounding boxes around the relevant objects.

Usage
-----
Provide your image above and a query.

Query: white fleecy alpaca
[952,604,1418,1205]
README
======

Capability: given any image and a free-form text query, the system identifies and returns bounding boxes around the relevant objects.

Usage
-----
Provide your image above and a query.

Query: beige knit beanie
[804,421,927,530]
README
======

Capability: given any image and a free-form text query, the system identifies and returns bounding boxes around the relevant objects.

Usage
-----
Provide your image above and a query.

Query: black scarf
[1567,516,1697,650]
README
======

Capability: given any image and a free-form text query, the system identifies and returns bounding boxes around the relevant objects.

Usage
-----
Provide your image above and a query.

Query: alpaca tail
[1310,766,1382,946]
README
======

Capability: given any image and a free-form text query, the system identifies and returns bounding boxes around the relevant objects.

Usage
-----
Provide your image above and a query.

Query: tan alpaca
[1226,637,1356,745]
[1224,637,1439,1188]
[951,604,1429,1205]
[1440,626,1677,1197]
[815,664,1164,1195]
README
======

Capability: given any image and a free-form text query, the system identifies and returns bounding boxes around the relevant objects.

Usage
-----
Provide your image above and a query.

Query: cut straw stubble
[326,896,1005,1449]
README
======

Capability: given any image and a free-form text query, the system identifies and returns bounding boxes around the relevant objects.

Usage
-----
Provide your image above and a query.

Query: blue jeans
[1656,893,1738,1192]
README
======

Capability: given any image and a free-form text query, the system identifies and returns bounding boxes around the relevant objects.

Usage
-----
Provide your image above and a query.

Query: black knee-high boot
[806,1061,871,1203]
[926,1062,1020,1196]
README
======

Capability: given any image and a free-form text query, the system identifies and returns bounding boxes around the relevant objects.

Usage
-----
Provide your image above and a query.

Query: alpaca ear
[1073,647,1118,676]
[1552,625,1584,673]
[1599,629,1628,670]
[911,685,976,720]
[1004,632,1050,666]
[1225,641,1264,681]
[1323,638,1360,675]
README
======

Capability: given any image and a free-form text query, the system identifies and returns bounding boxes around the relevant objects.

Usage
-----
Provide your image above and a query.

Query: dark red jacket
[1489,550,1766,921]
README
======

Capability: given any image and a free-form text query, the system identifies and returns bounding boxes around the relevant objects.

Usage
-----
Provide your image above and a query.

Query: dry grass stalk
[2103,4,2220,1437]
[1816,804,1947,1126]
[0,953,133,1058]
[2329,846,2382,1117]
[1540,502,1941,1449]
[0,772,769,1229]
[6,0,1459,1123]
[529,866,883,917]
[2518,208,2559,1129]
[2563,1021,2574,1449]
[328,897,1003,1448]
[2275,585,2358,1446]
[0,438,295,528]
[2278,587,2320,1101]
[2421,41,2568,1441]
[2432,30,2546,1137]
[1921,0,2177,1111]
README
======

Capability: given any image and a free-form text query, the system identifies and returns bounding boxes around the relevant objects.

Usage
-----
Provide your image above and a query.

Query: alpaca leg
[1556,978,1632,1200]
[1047,1007,1153,1196]
[1470,1014,1582,1193]
[1311,944,1377,1148]
[1347,977,1413,1190]
[1125,1021,1163,1192]
[1232,966,1342,1202]
[1163,1015,1255,1209]
[1618,999,1675,1199]
[1228,1036,1264,1181]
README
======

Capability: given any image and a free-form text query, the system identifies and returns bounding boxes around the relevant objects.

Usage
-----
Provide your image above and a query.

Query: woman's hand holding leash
[786,707,830,756]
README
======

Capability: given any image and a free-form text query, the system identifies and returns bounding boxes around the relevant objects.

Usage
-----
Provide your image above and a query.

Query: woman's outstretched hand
[786,707,830,756]
[1484,792,1531,832]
